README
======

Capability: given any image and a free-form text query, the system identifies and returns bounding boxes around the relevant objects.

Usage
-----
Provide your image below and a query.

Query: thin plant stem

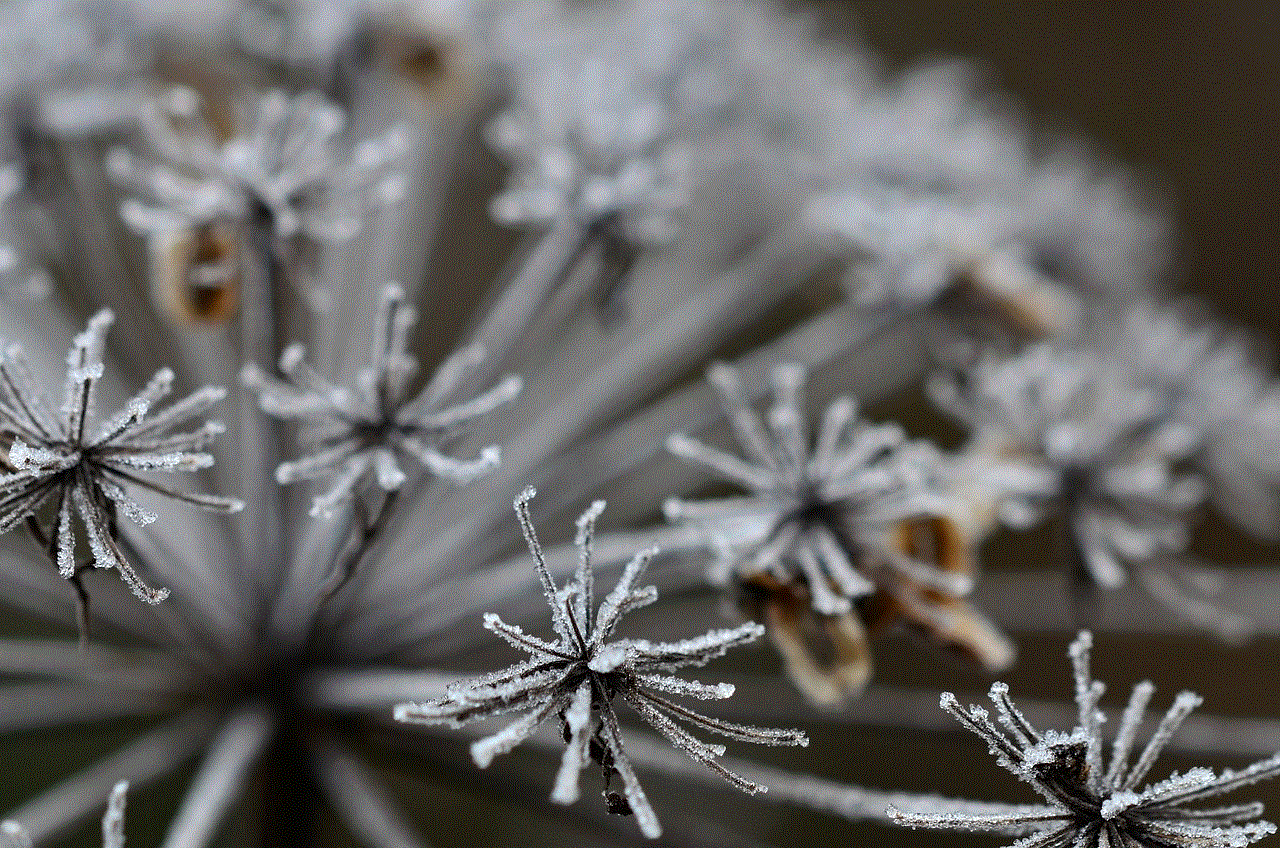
[237,206,285,602]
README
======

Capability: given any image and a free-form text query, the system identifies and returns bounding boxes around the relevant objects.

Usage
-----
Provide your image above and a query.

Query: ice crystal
[394,488,807,838]
[242,283,521,515]
[0,309,241,604]
[665,363,1012,704]
[891,633,1280,848]
[931,343,1205,592]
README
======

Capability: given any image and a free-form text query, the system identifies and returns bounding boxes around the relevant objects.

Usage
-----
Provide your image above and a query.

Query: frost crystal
[0,309,241,603]
[891,632,1280,848]
[666,363,1012,704]
[394,488,807,839]
[242,284,521,515]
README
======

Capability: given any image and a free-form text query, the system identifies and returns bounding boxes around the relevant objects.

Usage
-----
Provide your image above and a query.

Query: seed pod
[867,514,1015,672]
[148,219,241,325]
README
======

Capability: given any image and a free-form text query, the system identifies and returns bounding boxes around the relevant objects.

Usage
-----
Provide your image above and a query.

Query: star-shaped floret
[665,363,1009,704]
[1105,301,1280,541]
[394,488,807,839]
[488,4,690,245]
[111,86,405,244]
[242,284,522,516]
[0,309,242,604]
[891,632,1280,848]
[930,344,1205,592]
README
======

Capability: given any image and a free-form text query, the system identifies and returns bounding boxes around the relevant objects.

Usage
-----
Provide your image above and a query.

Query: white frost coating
[0,822,31,848]
[101,781,127,848]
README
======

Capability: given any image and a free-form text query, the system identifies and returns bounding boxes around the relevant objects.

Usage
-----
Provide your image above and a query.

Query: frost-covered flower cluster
[891,633,1280,847]
[666,362,1012,704]
[0,308,240,608]
[930,344,1207,592]
[395,489,807,838]
[0,2,1278,848]
[242,283,521,516]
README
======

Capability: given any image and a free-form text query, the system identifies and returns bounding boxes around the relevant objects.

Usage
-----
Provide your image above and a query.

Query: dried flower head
[394,488,808,838]
[891,632,1280,848]
[242,283,521,516]
[0,0,147,145]
[931,344,1206,592]
[488,2,693,246]
[806,186,1083,339]
[665,363,1011,705]
[108,86,405,322]
[1102,301,1280,541]
[0,309,241,605]
[111,86,405,243]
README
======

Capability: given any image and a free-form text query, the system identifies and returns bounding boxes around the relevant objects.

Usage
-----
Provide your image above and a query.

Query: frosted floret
[666,362,1012,703]
[242,285,521,516]
[488,61,688,244]
[892,633,1280,848]
[110,86,406,245]
[0,309,242,605]
[931,344,1207,594]
[1103,301,1280,541]
[394,489,807,839]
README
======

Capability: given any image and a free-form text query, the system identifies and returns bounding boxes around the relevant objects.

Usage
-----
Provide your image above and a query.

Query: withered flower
[666,363,1011,705]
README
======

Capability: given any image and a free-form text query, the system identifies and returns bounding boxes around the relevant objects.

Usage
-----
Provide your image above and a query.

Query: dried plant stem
[160,705,275,848]
[0,682,176,732]
[5,708,219,844]
[977,564,1261,640]
[389,227,829,594]
[461,216,592,389]
[303,669,455,712]
[530,728,1002,826]
[311,734,432,848]
[320,488,400,612]
[237,209,285,593]
[23,515,90,643]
